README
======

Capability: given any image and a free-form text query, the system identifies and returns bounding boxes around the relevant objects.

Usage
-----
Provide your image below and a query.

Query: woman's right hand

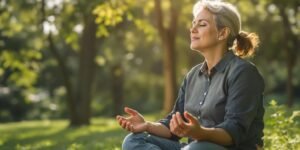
[116,107,148,133]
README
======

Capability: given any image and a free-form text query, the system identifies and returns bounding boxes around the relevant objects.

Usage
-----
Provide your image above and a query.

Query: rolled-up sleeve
[158,77,187,141]
[216,64,264,147]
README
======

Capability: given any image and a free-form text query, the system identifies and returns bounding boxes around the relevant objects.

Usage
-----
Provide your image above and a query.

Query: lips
[191,36,200,41]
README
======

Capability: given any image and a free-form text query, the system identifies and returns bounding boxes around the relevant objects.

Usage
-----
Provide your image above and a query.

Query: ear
[218,27,230,40]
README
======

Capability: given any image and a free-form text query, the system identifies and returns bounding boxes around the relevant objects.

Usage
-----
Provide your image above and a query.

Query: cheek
[199,28,217,39]
[206,29,218,39]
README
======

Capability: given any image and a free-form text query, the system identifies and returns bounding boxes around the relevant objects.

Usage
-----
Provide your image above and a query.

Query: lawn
[0,117,129,150]
[0,103,299,150]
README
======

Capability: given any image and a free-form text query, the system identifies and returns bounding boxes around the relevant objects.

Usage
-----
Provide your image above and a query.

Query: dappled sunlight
[0,0,299,149]
[0,118,128,149]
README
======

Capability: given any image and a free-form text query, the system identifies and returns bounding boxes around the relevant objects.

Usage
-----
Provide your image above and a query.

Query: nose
[190,25,197,33]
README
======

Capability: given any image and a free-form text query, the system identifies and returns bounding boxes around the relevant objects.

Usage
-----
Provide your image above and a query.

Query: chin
[190,45,201,51]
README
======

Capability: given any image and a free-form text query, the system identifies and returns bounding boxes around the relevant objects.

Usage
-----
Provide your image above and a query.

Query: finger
[170,117,178,133]
[121,120,127,129]
[170,119,179,135]
[176,112,186,129]
[172,114,178,126]
[124,107,138,116]
[184,111,198,125]
[116,116,125,125]
[172,114,183,131]
[125,122,131,131]
[170,118,175,132]
[116,115,124,121]
[116,116,123,125]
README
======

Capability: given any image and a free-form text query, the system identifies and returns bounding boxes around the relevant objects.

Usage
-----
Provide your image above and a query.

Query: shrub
[264,100,300,149]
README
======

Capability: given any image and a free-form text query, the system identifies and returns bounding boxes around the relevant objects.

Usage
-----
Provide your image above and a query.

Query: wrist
[192,126,209,141]
[145,121,150,132]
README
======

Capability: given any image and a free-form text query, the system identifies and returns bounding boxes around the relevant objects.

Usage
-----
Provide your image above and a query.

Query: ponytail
[233,31,259,58]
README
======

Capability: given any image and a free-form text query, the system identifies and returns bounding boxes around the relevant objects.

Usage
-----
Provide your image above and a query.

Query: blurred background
[0,0,299,149]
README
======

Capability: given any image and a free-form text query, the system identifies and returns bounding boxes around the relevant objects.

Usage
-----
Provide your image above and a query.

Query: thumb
[124,107,138,116]
[184,111,198,125]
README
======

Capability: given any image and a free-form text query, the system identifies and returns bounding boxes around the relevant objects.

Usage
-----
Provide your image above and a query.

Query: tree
[275,1,299,107]
[252,0,299,106]
[40,0,106,126]
[41,0,134,125]
[153,0,181,113]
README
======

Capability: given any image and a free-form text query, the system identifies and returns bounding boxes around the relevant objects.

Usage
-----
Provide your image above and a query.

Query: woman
[116,0,264,149]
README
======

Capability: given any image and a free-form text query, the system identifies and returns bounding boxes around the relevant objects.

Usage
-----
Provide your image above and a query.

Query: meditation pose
[117,0,264,149]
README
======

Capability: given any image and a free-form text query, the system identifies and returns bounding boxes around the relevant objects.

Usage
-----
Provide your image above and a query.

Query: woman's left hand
[169,111,204,139]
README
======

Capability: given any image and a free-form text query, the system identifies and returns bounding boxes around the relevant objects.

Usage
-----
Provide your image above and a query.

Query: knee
[122,133,147,150]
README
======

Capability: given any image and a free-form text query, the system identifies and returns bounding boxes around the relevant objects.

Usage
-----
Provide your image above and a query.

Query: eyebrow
[193,19,209,24]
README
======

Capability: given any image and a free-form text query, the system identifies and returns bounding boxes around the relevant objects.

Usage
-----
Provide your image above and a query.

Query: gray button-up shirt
[159,51,264,149]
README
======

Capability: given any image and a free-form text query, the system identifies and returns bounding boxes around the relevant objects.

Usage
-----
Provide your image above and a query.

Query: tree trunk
[162,38,177,113]
[47,34,75,123]
[154,0,179,113]
[40,0,76,124]
[278,6,298,107]
[70,16,97,126]
[111,64,124,116]
[286,58,294,107]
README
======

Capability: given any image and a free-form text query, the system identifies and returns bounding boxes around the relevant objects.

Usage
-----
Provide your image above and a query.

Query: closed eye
[192,23,206,28]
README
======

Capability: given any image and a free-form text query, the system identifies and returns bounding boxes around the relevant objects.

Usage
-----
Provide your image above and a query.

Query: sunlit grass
[0,107,299,150]
[0,117,127,150]
[0,115,159,150]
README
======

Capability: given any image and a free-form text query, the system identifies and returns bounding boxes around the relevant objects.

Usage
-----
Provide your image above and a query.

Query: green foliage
[93,0,135,37]
[264,100,300,149]
[0,50,40,88]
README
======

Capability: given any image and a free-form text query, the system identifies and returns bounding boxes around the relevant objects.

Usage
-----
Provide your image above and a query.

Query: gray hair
[193,0,241,47]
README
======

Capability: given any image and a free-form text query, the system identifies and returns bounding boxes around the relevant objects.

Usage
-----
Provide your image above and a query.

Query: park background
[0,0,299,149]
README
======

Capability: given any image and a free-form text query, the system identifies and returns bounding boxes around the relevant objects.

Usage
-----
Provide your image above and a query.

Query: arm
[215,64,264,146]
[193,126,232,145]
[116,107,172,138]
[145,122,172,138]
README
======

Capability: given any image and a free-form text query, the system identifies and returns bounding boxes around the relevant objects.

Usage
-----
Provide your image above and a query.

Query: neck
[201,45,228,73]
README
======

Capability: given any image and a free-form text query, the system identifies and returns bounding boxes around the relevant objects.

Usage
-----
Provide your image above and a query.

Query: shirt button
[200,101,203,105]
[197,116,201,119]
[204,92,207,96]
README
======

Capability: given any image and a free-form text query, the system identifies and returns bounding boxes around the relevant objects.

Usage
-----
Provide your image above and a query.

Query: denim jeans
[122,133,227,150]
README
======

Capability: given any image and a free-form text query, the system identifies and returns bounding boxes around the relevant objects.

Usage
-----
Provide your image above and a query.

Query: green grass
[0,115,160,150]
[0,118,128,150]
[0,104,299,150]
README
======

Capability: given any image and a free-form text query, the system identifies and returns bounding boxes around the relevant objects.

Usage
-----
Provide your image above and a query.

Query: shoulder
[228,56,260,75]
[227,56,264,87]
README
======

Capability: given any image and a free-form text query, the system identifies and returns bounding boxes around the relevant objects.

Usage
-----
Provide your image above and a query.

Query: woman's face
[190,8,220,52]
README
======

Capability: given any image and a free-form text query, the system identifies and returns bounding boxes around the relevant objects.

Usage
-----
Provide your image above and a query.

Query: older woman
[116,0,264,149]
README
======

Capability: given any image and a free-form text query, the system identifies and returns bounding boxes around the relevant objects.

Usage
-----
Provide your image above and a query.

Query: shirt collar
[199,50,234,75]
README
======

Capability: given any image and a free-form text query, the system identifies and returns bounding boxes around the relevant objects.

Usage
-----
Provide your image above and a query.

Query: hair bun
[234,31,259,58]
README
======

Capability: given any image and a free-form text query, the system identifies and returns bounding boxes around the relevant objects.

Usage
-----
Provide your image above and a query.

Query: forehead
[193,7,215,23]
